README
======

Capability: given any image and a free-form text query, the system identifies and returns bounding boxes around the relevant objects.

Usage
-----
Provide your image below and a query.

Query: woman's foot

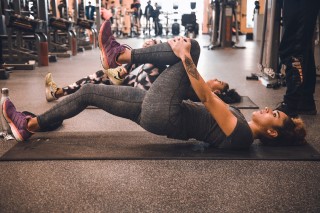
[98,21,131,69]
[2,99,33,142]
[45,73,59,102]
[104,66,127,85]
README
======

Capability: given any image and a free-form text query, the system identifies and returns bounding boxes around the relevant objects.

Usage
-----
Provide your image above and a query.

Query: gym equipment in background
[112,6,125,38]
[0,0,11,78]
[48,0,77,57]
[181,2,198,38]
[73,0,97,51]
[247,0,284,89]
[171,4,180,36]
[206,0,245,50]
[1,0,49,70]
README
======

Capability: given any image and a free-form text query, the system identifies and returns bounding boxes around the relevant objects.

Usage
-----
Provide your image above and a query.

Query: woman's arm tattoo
[185,57,199,80]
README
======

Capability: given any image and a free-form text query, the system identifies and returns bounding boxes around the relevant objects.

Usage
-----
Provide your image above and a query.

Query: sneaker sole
[98,21,110,70]
[45,88,56,102]
[2,101,24,142]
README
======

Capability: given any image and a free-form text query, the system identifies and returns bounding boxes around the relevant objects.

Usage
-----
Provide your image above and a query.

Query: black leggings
[279,0,320,103]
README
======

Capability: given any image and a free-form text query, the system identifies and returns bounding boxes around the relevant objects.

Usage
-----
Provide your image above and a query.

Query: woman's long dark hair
[187,87,241,104]
[216,89,241,104]
[260,117,307,146]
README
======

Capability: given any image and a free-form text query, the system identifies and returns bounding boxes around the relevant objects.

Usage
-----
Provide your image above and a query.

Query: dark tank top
[180,100,254,149]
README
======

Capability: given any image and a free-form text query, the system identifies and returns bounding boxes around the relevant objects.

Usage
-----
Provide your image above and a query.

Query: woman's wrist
[181,53,192,62]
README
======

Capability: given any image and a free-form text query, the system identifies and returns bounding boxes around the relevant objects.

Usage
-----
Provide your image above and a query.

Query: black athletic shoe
[275,102,298,118]
[275,101,317,117]
[296,102,317,115]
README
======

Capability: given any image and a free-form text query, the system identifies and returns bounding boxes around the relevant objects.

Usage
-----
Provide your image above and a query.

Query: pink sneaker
[98,21,131,69]
[2,99,33,142]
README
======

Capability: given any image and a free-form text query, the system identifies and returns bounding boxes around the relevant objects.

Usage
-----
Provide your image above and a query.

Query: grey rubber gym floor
[1,35,320,212]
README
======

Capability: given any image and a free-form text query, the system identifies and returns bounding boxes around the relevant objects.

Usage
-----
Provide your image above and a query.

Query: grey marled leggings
[38,40,200,137]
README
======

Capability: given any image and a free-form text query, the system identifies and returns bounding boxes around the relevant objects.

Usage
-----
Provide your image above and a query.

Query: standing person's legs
[154,19,158,35]
[299,43,317,110]
[298,0,320,110]
[279,0,302,108]
[145,18,149,34]
[278,0,319,115]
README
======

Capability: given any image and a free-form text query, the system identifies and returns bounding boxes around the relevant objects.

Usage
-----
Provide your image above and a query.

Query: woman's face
[251,107,288,129]
[206,79,227,92]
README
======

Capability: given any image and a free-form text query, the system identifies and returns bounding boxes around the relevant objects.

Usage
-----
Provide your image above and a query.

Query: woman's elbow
[199,93,212,105]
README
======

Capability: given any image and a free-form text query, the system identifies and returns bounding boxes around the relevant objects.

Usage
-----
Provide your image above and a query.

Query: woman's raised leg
[99,20,200,68]
[138,40,201,137]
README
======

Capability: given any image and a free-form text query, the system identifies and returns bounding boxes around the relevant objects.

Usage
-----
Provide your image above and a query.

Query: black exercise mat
[231,96,259,109]
[87,96,259,110]
[1,132,319,161]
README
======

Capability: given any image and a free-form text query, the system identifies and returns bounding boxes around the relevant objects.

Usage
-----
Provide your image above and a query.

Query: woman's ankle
[55,88,64,99]
[27,117,40,132]
[119,67,128,78]
[117,49,132,64]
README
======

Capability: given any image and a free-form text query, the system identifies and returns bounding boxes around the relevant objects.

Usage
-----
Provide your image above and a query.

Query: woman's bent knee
[190,39,200,64]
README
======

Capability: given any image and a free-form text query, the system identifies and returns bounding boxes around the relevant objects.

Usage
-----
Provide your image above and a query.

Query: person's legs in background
[277,0,320,116]
[44,65,132,102]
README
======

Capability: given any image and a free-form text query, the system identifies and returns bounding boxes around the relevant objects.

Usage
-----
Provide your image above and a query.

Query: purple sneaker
[98,20,131,69]
[2,99,33,142]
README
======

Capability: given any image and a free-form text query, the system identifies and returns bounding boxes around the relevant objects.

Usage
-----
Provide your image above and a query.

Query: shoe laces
[122,44,132,50]
[11,110,28,129]
[49,81,58,92]
[111,40,131,50]
[109,67,122,77]
[109,40,120,49]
